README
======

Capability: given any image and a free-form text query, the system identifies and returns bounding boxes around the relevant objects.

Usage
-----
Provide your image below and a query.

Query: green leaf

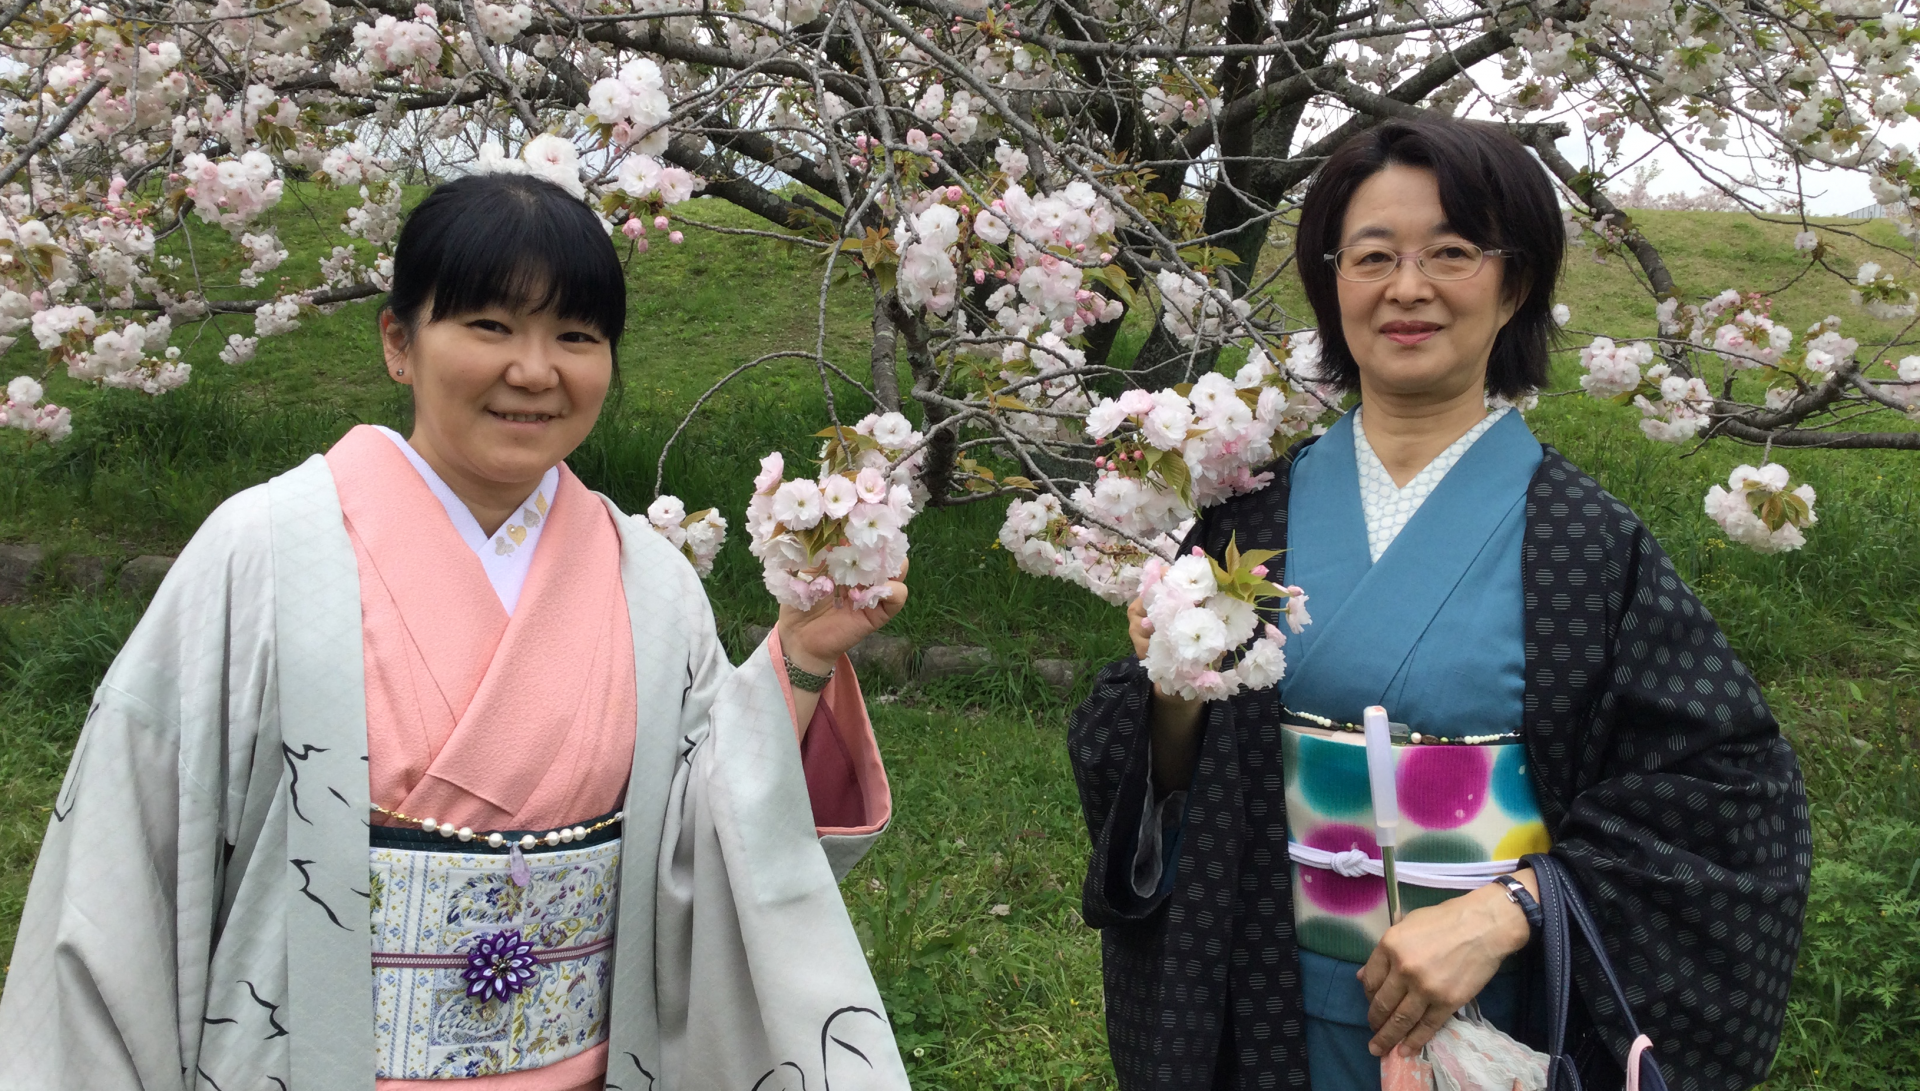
[1237,547,1281,569]
[1154,450,1193,505]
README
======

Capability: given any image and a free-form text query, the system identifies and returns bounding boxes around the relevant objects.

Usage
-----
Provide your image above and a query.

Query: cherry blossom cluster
[1675,290,1795,370]
[1704,464,1819,554]
[745,413,924,611]
[1850,262,1918,321]
[1135,545,1309,702]
[1157,269,1252,348]
[999,492,1186,605]
[645,495,728,578]
[999,338,1336,697]
[1,377,72,444]
[883,163,1133,439]
[1631,363,1714,443]
[1884,356,1920,416]
[1574,278,1898,548]
[1000,334,1334,600]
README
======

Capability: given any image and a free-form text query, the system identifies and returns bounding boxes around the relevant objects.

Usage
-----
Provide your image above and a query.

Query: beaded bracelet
[370,802,624,850]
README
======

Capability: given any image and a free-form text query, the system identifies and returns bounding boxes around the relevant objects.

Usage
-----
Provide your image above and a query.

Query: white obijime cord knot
[1287,841,1529,891]
[1330,848,1372,877]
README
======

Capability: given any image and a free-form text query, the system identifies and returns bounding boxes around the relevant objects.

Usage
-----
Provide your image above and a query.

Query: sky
[1552,125,1887,216]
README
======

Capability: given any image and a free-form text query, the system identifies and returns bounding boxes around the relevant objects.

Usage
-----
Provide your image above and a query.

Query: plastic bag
[1380,1006,1550,1091]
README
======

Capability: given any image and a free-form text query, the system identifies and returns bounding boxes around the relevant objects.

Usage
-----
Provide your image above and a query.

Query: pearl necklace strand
[370,802,624,850]
[1287,707,1520,746]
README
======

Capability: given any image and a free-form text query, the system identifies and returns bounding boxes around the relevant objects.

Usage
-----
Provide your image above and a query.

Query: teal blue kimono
[1279,409,1541,1091]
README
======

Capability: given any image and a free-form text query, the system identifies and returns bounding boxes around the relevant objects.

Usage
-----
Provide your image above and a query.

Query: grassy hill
[0,197,1915,1088]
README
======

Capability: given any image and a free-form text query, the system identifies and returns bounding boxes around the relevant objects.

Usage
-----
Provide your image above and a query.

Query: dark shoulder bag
[1522,853,1670,1091]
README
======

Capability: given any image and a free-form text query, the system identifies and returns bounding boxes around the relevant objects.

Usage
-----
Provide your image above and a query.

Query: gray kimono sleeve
[0,488,279,1091]
[649,554,910,1091]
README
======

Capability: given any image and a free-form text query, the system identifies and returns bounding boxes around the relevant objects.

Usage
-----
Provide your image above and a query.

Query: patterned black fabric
[1067,438,1811,1091]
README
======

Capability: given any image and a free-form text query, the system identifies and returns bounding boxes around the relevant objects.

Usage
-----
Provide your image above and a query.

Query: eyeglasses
[1324,241,1508,282]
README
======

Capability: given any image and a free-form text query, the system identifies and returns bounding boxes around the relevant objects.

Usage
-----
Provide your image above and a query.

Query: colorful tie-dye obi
[1283,723,1551,963]
[369,822,621,1080]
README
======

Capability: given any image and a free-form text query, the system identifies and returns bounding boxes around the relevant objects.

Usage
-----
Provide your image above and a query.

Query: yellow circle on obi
[1494,821,1551,860]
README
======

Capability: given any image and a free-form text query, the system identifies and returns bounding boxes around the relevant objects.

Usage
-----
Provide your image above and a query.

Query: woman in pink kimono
[1,173,911,1091]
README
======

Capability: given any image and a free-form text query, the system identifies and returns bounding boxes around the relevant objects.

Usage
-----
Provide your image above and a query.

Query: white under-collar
[373,426,559,615]
[1352,405,1509,564]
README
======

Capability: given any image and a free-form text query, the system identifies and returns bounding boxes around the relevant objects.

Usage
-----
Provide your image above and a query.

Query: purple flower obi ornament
[463,929,542,1002]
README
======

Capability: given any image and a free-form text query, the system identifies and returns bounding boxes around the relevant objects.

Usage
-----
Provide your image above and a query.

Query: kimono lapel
[1283,409,1540,721]
[328,425,506,732]
[267,454,377,1091]
[329,425,636,832]
[1279,411,1372,631]
[402,467,635,828]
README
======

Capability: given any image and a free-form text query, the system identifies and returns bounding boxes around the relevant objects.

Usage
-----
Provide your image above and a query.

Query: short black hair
[1295,118,1563,400]
[384,172,627,359]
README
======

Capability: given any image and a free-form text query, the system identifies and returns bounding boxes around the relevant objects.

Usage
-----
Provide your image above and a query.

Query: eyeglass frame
[1321,241,1511,283]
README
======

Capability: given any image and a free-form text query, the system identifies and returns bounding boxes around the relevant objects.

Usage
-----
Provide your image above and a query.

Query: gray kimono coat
[0,454,909,1091]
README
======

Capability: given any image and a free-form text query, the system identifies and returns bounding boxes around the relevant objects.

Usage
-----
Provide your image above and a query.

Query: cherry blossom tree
[4,0,1919,574]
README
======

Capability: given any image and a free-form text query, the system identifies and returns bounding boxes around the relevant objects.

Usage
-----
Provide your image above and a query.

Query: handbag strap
[1522,853,1672,1091]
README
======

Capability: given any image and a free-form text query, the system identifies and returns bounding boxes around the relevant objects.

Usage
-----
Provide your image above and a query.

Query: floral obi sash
[368,813,621,1080]
[1282,721,1551,963]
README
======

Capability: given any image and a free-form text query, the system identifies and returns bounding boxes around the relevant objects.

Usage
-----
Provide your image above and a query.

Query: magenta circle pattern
[1395,746,1489,830]
[1298,823,1384,914]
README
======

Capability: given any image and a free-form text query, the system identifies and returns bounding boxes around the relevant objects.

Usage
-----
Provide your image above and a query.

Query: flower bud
[654,215,670,230]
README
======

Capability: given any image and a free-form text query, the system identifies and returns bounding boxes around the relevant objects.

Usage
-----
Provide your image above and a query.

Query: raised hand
[776,561,909,675]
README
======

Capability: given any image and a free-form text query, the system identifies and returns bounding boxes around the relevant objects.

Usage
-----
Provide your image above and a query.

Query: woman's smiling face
[382,301,612,492]
[1335,164,1520,405]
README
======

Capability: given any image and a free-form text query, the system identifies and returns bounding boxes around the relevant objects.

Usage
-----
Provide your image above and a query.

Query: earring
[394,368,404,376]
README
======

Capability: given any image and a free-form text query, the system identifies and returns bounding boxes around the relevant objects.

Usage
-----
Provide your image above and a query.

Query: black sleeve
[1535,482,1812,1091]
[1067,656,1171,926]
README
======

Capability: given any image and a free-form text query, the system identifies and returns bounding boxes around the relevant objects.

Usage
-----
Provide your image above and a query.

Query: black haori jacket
[1068,437,1812,1091]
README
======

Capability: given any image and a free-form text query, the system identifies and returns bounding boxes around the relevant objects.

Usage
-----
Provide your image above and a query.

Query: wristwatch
[784,652,835,693]
[1491,873,1544,932]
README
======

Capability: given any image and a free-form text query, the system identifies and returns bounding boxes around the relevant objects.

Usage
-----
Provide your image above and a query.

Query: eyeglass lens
[1336,243,1487,281]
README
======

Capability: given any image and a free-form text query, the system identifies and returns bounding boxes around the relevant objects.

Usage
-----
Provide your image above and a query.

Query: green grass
[1,201,1917,1087]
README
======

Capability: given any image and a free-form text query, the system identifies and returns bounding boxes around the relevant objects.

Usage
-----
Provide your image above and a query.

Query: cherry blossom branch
[0,77,109,189]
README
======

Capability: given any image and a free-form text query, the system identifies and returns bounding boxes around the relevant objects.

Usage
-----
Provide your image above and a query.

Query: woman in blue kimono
[1067,119,1810,1091]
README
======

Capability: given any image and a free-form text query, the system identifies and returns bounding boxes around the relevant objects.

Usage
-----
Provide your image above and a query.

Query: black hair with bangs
[383,172,627,361]
[1295,118,1564,400]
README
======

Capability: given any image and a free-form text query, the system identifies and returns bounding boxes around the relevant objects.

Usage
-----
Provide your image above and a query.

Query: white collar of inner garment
[1351,404,1509,564]
[372,425,559,615]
